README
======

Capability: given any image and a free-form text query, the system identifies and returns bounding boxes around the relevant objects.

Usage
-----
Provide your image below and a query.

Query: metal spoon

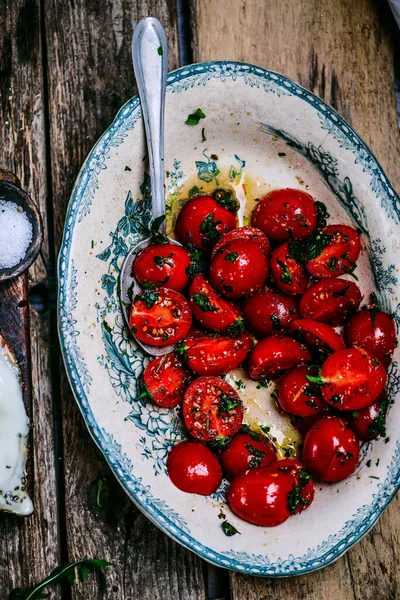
[120,17,180,356]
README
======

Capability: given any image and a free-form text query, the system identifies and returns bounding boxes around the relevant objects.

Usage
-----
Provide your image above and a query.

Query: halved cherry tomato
[300,278,362,325]
[139,352,191,407]
[219,432,277,479]
[210,237,269,298]
[243,285,299,337]
[248,336,311,380]
[133,243,191,291]
[277,366,324,417]
[290,319,345,359]
[302,416,360,482]
[305,224,361,279]
[344,305,397,369]
[183,376,243,442]
[189,274,243,334]
[268,458,315,514]
[175,196,236,251]
[227,467,294,526]
[211,226,271,259]
[347,393,390,441]
[178,330,253,376]
[316,347,387,410]
[251,188,317,243]
[130,287,192,346]
[167,441,222,495]
[270,241,310,295]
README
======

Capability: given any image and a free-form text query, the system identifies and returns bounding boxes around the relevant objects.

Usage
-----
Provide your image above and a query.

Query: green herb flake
[235,379,246,390]
[199,213,222,244]
[221,521,240,536]
[227,317,245,336]
[124,165,132,171]
[315,201,330,229]
[153,253,174,268]
[201,127,206,142]
[192,292,218,312]
[91,240,94,249]
[218,393,242,415]
[327,257,338,272]
[277,260,292,285]
[278,152,286,157]
[185,243,208,278]
[305,369,326,386]
[270,313,282,331]
[213,188,238,213]
[157,45,163,55]
[367,395,389,438]
[366,460,371,468]
[287,468,312,513]
[305,230,333,262]
[369,475,380,480]
[332,284,350,298]
[185,108,206,126]
[134,288,159,309]
[224,252,239,262]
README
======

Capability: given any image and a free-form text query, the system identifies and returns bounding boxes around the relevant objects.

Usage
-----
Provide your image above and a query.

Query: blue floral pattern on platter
[58,61,400,576]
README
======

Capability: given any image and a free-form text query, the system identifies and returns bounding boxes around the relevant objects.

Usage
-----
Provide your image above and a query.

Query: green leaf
[221,521,240,536]
[315,200,329,229]
[277,260,292,285]
[332,284,349,298]
[185,108,206,125]
[192,292,218,312]
[213,189,238,213]
[153,253,174,267]
[305,230,333,262]
[227,317,245,336]
[224,252,239,262]
[124,165,132,171]
[134,288,159,309]
[157,45,163,55]
[305,369,326,386]
[218,393,242,415]
[287,239,305,264]
[199,213,222,244]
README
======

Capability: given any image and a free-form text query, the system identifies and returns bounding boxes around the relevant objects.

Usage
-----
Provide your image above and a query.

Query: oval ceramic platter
[58,62,400,576]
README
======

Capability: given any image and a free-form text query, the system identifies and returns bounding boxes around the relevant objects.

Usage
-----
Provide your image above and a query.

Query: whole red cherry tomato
[277,366,324,417]
[167,441,222,495]
[344,304,397,369]
[315,347,387,411]
[293,403,334,434]
[210,238,269,298]
[268,458,315,514]
[243,285,299,337]
[302,416,360,482]
[183,376,243,442]
[139,352,191,407]
[248,336,311,380]
[251,188,317,243]
[130,287,192,346]
[347,393,390,441]
[175,196,236,251]
[300,278,362,325]
[219,431,277,479]
[189,274,243,334]
[305,224,361,279]
[270,241,310,295]
[290,319,346,357]
[179,330,253,376]
[133,243,191,291]
[227,467,294,526]
[211,226,271,259]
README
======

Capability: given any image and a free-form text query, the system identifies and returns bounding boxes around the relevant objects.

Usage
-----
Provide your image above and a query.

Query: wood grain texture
[190,0,400,598]
[43,1,207,597]
[0,0,61,597]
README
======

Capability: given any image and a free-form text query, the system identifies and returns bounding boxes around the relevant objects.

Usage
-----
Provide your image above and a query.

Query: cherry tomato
[227,467,294,526]
[183,376,243,442]
[277,366,324,417]
[243,285,299,337]
[251,188,317,243]
[175,196,236,251]
[344,306,397,369]
[290,319,346,357]
[318,347,387,410]
[293,403,334,434]
[210,238,269,298]
[211,226,271,259]
[248,336,311,380]
[219,432,277,479]
[140,352,191,407]
[179,330,253,376]
[130,287,192,346]
[268,458,315,514]
[305,224,361,279]
[347,393,390,441]
[270,241,310,295]
[189,274,243,334]
[302,416,360,482]
[167,441,222,495]
[300,278,362,325]
[133,243,191,291]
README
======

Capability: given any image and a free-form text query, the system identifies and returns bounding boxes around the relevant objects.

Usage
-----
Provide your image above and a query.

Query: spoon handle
[132,17,168,231]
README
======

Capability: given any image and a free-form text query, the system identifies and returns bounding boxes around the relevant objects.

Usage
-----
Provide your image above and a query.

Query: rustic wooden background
[0,0,399,598]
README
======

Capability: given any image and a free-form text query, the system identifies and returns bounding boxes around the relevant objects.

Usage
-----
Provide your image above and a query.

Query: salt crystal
[0,200,33,269]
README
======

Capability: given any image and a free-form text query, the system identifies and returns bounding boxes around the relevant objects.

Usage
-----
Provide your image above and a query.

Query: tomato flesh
[302,416,360,482]
[219,432,277,479]
[243,285,299,337]
[130,287,192,346]
[189,274,243,333]
[141,352,191,407]
[211,226,271,259]
[248,336,311,380]
[167,441,222,495]
[183,376,243,442]
[305,225,361,279]
[345,308,396,369]
[277,366,324,417]
[133,243,190,291]
[290,318,346,355]
[270,242,310,295]
[320,347,387,411]
[300,278,362,325]
[251,188,317,243]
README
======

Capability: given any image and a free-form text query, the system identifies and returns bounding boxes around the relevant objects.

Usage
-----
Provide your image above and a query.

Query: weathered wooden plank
[190,0,400,598]
[43,1,207,597]
[0,0,61,597]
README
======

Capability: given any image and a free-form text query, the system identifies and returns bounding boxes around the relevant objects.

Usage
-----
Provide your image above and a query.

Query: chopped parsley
[287,469,312,513]
[221,521,240,536]
[327,257,338,271]
[201,127,206,142]
[199,213,222,245]
[278,152,286,157]
[185,243,208,278]
[227,317,245,336]
[218,393,242,415]
[224,252,239,262]
[124,165,132,171]
[213,189,238,213]
[336,451,353,460]
[157,45,163,55]
[192,292,217,312]
[153,253,174,267]
[330,394,343,404]
[277,260,292,285]
[315,201,329,229]
[245,443,266,468]
[240,424,260,441]
[134,289,159,309]
[270,313,282,331]
[305,369,327,386]
[305,230,333,262]
[188,185,202,199]
[367,394,389,438]
[235,379,246,390]
[185,108,206,125]
[332,284,350,298]
[287,239,305,264]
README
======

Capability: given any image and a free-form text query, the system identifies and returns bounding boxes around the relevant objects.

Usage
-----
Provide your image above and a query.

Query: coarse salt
[0,200,33,269]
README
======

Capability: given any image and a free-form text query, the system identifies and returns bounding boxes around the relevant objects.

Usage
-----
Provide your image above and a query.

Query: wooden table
[0,1,399,598]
